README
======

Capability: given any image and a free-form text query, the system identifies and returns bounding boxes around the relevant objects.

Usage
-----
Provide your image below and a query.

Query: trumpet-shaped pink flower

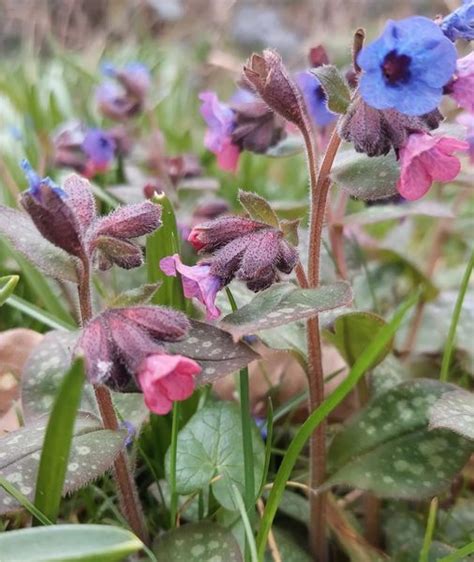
[160,254,223,320]
[450,51,474,113]
[137,354,201,415]
[397,133,469,200]
[458,112,474,163]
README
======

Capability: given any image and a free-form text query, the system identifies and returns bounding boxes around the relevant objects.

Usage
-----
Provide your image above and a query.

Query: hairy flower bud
[243,50,306,129]
[188,215,266,252]
[339,96,443,157]
[94,237,143,270]
[92,201,162,240]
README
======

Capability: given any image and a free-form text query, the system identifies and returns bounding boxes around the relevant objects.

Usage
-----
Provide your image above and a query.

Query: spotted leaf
[429,389,474,441]
[220,282,352,340]
[326,379,474,499]
[0,413,126,514]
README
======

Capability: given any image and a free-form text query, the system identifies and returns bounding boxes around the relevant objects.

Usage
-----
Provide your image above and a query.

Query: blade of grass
[6,295,75,331]
[438,542,474,562]
[258,401,273,496]
[440,250,474,382]
[419,497,438,562]
[0,275,19,306]
[169,401,180,528]
[255,292,418,561]
[0,476,52,526]
[231,484,258,562]
[33,358,85,523]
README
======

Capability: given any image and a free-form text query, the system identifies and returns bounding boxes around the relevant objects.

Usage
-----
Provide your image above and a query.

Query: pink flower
[199,91,240,172]
[160,254,223,320]
[137,354,201,415]
[458,112,474,164]
[397,133,469,200]
[450,52,474,113]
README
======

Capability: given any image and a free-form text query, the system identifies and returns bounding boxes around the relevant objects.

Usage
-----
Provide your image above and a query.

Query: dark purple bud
[62,174,96,233]
[118,306,190,341]
[192,198,230,222]
[94,236,143,270]
[339,96,444,157]
[276,238,299,274]
[93,201,162,240]
[309,45,330,68]
[188,215,266,252]
[243,50,306,129]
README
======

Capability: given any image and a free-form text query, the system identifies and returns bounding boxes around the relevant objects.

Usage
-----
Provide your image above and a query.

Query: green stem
[169,401,180,527]
[439,542,474,562]
[419,497,438,562]
[440,250,474,382]
[255,293,418,561]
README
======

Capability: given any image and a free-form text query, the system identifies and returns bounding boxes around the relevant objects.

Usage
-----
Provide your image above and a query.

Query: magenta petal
[159,372,196,401]
[398,157,432,200]
[216,139,240,172]
[144,387,173,415]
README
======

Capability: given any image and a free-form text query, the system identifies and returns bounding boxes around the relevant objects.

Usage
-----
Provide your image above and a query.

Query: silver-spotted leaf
[331,147,399,201]
[429,390,474,441]
[154,522,242,562]
[0,205,79,283]
[167,402,265,511]
[220,282,352,340]
[327,379,474,499]
[0,413,126,514]
[323,311,391,368]
[164,320,258,384]
[310,65,351,114]
[238,190,279,228]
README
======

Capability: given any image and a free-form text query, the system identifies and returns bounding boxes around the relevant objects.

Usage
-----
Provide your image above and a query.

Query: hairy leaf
[0,413,125,514]
[107,282,162,307]
[0,525,143,562]
[429,390,474,441]
[238,190,279,228]
[164,320,258,384]
[220,282,352,340]
[0,205,79,282]
[331,147,399,201]
[154,522,242,562]
[327,379,473,499]
[311,65,351,114]
[265,135,304,157]
[167,402,265,510]
[343,201,453,226]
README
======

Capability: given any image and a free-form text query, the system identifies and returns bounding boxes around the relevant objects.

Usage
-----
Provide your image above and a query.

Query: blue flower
[295,71,336,127]
[358,16,457,116]
[440,1,474,41]
[20,159,64,200]
[81,128,116,170]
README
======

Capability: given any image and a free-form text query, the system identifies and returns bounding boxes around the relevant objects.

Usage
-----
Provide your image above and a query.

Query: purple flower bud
[93,236,143,270]
[339,96,443,157]
[119,306,190,341]
[115,62,151,98]
[188,215,266,252]
[21,159,64,200]
[62,174,96,233]
[160,254,223,320]
[92,201,162,240]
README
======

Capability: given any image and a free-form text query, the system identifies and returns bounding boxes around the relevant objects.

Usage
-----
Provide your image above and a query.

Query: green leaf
[0,413,126,514]
[238,190,279,228]
[34,358,85,523]
[220,282,352,340]
[343,201,453,226]
[164,320,259,385]
[429,390,474,441]
[323,311,391,368]
[0,274,19,306]
[310,65,351,114]
[154,522,242,562]
[267,528,312,562]
[5,295,75,331]
[280,219,300,245]
[167,402,265,511]
[264,135,305,157]
[331,147,399,201]
[327,379,473,499]
[258,321,307,365]
[108,282,162,307]
[0,524,143,562]
[0,205,79,283]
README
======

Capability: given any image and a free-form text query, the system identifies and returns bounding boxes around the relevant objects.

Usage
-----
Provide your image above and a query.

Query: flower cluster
[20,162,161,270]
[78,306,200,414]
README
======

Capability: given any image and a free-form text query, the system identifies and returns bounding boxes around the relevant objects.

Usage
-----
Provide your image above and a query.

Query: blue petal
[392,80,442,115]
[409,37,457,87]
[359,70,400,110]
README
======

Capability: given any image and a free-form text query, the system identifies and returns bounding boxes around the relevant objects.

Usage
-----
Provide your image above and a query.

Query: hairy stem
[77,260,149,544]
[300,123,342,562]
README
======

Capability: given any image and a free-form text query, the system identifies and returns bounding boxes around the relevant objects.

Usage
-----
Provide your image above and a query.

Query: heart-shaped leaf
[167,402,265,511]
[220,282,352,340]
[0,524,143,562]
[154,522,242,562]
[342,201,453,226]
[0,413,126,514]
[429,390,474,441]
[327,379,473,499]
[331,147,399,201]
[238,190,279,228]
[311,65,351,114]
[0,205,79,283]
[323,311,391,368]
[0,275,19,307]
[164,320,259,384]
